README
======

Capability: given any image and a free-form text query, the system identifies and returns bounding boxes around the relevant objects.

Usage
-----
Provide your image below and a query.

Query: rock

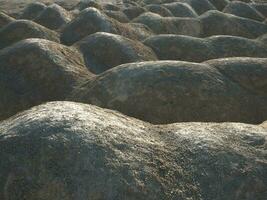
[200,10,267,38]
[179,0,217,14]
[132,12,202,36]
[251,3,267,17]
[144,4,173,17]
[74,0,103,11]
[103,3,121,11]
[0,12,14,29]
[0,20,59,49]
[123,6,147,20]
[223,1,265,22]
[162,2,198,17]
[0,39,92,120]
[69,59,267,124]
[144,34,267,62]
[20,2,47,20]
[74,32,157,74]
[61,8,150,45]
[208,0,230,11]
[34,4,73,30]
[104,10,130,23]
[0,101,266,199]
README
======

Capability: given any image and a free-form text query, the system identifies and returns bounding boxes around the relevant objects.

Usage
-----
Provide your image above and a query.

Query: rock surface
[74,32,157,74]
[0,101,266,200]
[0,39,92,120]
[0,20,59,49]
[69,59,267,124]
[0,12,14,29]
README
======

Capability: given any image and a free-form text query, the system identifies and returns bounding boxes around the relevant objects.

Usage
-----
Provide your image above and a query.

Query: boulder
[20,2,47,20]
[0,39,92,120]
[61,8,150,45]
[0,20,59,49]
[208,0,230,11]
[0,101,266,199]
[223,1,265,22]
[74,32,157,74]
[132,12,202,36]
[144,34,267,62]
[34,4,73,30]
[104,10,130,23]
[0,12,15,29]
[251,3,267,17]
[73,0,103,11]
[200,10,267,38]
[103,3,121,11]
[123,6,147,20]
[144,4,173,17]
[162,2,198,17]
[69,59,267,124]
[179,0,216,14]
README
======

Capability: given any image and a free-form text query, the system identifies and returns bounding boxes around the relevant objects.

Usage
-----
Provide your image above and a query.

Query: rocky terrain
[0,0,266,199]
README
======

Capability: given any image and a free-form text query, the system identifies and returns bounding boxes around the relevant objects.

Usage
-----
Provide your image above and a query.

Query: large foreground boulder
[0,101,266,200]
[200,10,267,38]
[0,20,59,49]
[74,32,157,74]
[223,1,265,22]
[0,39,92,120]
[69,59,267,124]
[144,34,267,62]
[34,4,73,30]
[61,8,151,45]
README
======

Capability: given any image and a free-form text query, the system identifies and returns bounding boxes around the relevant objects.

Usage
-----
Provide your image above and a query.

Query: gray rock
[144,4,173,17]
[34,4,73,30]
[0,12,14,29]
[20,2,47,20]
[144,34,267,62]
[208,0,230,11]
[200,10,267,38]
[123,6,147,20]
[0,101,266,199]
[132,12,202,36]
[223,1,265,22]
[74,32,157,74]
[0,39,92,120]
[179,0,217,14]
[0,20,59,49]
[162,2,198,17]
[61,8,150,45]
[69,59,267,124]
[251,3,267,17]
[104,10,130,23]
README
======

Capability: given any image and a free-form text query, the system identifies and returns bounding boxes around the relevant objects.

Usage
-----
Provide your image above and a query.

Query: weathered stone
[20,2,47,20]
[162,2,198,17]
[0,12,15,29]
[144,4,173,17]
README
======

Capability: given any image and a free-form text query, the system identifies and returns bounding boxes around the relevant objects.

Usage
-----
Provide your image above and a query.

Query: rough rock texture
[74,32,157,74]
[0,20,59,49]
[0,12,14,29]
[200,10,267,38]
[132,12,202,36]
[223,1,265,22]
[251,3,267,17]
[144,4,173,17]
[0,39,92,120]
[104,10,130,23]
[179,0,216,14]
[0,101,266,200]
[162,2,198,17]
[123,6,147,20]
[208,0,230,11]
[19,2,47,20]
[69,59,267,124]
[144,34,267,62]
[34,4,73,30]
[61,8,150,45]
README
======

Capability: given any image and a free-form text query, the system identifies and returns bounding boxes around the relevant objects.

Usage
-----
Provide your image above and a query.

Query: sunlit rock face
[0,101,266,200]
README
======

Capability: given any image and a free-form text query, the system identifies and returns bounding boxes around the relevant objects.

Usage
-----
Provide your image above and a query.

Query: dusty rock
[34,4,73,30]
[132,12,202,36]
[0,101,266,199]
[208,0,230,11]
[179,0,216,14]
[223,1,265,22]
[0,20,59,49]
[104,10,129,23]
[162,2,198,17]
[19,2,47,20]
[144,34,267,62]
[123,6,147,20]
[69,59,267,124]
[144,4,173,17]
[73,0,103,11]
[61,8,150,45]
[0,39,92,120]
[200,10,267,38]
[0,12,14,29]
[74,32,157,74]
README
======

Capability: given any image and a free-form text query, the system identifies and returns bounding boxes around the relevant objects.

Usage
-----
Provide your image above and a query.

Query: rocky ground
[0,0,267,199]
